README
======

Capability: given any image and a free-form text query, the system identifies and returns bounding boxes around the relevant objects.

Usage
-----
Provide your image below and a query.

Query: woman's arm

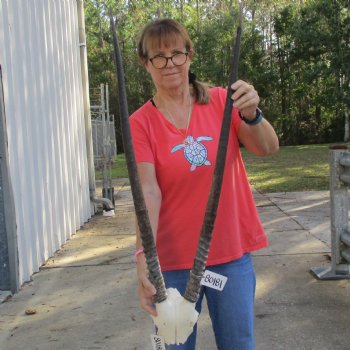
[238,117,279,156]
[134,162,162,317]
[231,80,279,156]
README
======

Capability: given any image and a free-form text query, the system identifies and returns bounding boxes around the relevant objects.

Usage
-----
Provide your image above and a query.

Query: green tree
[84,0,350,149]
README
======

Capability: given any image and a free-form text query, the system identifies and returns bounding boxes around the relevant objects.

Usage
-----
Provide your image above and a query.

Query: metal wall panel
[0,65,19,293]
[0,0,91,286]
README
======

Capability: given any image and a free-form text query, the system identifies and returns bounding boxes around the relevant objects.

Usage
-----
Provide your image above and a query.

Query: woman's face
[144,37,192,94]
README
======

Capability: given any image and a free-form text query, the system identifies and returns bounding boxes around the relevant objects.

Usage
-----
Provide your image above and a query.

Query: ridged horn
[184,5,243,303]
[110,14,167,303]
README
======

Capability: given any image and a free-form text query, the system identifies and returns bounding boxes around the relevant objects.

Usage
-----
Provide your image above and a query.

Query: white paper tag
[200,270,227,291]
[150,334,166,350]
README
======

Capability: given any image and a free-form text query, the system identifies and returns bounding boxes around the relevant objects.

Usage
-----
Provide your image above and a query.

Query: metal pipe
[76,0,114,211]
[90,195,114,210]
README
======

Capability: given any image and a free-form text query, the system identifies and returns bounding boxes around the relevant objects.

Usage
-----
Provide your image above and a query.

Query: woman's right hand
[136,253,158,317]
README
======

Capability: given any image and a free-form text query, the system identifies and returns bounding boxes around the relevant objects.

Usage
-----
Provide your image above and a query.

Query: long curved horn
[110,14,167,303]
[184,4,243,303]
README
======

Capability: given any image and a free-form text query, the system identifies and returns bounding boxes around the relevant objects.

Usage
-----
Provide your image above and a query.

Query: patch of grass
[95,154,128,180]
[241,144,346,193]
[96,144,349,193]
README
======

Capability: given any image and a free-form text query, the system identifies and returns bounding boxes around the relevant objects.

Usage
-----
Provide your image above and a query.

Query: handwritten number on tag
[150,334,166,350]
[200,270,228,291]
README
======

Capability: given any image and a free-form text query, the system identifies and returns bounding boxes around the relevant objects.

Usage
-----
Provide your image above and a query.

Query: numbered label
[150,334,165,350]
[200,270,227,291]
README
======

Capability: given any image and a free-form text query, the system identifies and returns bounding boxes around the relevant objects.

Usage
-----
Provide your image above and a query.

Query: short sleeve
[129,114,155,164]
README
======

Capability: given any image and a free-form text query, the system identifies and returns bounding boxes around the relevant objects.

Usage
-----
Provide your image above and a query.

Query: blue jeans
[161,254,256,350]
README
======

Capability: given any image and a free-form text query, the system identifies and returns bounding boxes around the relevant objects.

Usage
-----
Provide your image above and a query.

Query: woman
[130,18,279,350]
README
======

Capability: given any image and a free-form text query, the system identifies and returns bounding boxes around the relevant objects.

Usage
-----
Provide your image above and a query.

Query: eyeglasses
[149,52,189,69]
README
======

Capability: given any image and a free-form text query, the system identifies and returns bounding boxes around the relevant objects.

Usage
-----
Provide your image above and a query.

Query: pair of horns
[110,9,242,305]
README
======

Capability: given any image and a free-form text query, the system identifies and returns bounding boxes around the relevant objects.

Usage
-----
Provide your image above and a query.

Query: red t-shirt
[130,87,267,271]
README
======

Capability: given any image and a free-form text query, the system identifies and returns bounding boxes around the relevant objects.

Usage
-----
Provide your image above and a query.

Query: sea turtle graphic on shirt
[171,135,213,171]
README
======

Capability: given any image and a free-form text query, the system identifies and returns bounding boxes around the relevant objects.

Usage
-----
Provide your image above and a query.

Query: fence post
[311,146,350,280]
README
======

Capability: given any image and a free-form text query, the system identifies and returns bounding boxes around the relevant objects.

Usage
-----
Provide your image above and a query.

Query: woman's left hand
[231,80,260,120]
[232,80,279,156]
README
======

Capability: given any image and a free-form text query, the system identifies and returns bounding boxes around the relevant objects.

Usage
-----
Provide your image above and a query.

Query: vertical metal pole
[105,83,112,189]
[329,149,348,268]
[101,84,108,190]
[101,83,114,206]
[311,146,350,279]
[77,0,97,211]
[77,3,114,211]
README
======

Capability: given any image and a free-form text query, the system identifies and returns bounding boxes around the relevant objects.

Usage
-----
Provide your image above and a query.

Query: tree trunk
[315,104,321,123]
[196,0,200,34]
[344,108,350,142]
[276,36,287,115]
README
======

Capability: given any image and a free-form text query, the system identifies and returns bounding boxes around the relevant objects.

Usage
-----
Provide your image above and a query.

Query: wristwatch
[240,108,263,125]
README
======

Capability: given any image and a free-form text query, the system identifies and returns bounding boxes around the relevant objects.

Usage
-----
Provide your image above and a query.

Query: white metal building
[0,0,99,292]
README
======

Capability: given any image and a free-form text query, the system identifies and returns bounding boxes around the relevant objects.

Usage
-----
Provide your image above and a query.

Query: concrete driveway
[0,179,349,350]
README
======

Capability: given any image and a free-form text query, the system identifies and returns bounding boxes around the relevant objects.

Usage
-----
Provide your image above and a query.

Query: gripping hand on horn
[136,253,157,316]
[231,80,260,121]
[136,255,198,344]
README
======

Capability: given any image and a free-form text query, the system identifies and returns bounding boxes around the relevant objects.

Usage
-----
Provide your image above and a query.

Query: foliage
[84,0,350,151]
[96,144,348,193]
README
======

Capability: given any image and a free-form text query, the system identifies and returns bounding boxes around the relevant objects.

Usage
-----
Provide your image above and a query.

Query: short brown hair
[137,19,210,104]
[138,19,193,63]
